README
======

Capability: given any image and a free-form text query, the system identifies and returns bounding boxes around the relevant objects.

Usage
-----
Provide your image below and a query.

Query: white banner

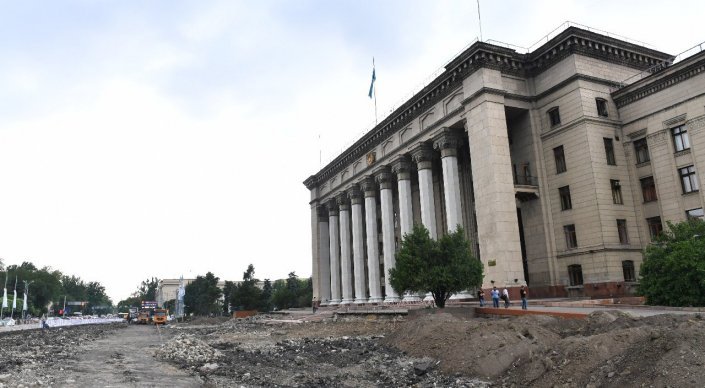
[2,288,6,309]
[12,289,16,309]
[22,292,27,311]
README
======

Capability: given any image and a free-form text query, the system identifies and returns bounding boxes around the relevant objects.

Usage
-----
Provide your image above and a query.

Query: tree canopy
[271,272,312,310]
[229,264,263,311]
[1,262,112,316]
[388,225,483,308]
[639,219,705,306]
[183,272,222,315]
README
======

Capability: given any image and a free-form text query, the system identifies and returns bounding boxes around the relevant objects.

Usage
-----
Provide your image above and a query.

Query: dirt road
[62,325,201,387]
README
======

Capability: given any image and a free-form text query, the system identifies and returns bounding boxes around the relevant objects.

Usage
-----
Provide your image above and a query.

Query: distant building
[155,278,264,307]
[303,25,705,304]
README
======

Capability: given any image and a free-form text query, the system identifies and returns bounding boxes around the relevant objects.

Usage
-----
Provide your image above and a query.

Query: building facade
[303,26,705,304]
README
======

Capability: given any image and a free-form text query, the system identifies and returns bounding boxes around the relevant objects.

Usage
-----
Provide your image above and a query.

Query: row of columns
[317,128,465,305]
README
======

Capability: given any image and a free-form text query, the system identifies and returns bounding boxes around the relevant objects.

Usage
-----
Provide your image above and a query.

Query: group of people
[477,285,528,310]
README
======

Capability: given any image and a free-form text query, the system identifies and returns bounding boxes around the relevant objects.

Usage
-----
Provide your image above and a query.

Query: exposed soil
[1,311,703,387]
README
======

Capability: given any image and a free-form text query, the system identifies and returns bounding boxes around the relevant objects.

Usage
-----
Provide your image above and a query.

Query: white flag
[2,288,7,309]
[12,289,16,309]
[22,292,27,311]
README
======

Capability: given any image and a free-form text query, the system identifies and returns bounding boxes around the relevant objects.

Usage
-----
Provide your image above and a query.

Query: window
[548,107,561,127]
[564,224,578,249]
[568,264,584,286]
[622,260,636,282]
[640,176,657,202]
[554,145,567,173]
[672,125,690,152]
[604,138,616,165]
[558,186,572,211]
[617,219,629,244]
[679,165,699,193]
[611,180,623,204]
[634,138,650,164]
[686,208,704,220]
[646,216,663,239]
[596,98,609,117]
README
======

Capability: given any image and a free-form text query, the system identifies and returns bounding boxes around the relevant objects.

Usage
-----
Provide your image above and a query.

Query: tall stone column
[434,128,464,232]
[317,206,331,305]
[337,192,354,305]
[376,167,400,303]
[466,97,525,287]
[392,155,421,302]
[309,204,321,302]
[392,155,414,238]
[411,143,438,239]
[362,176,383,303]
[327,199,341,306]
[348,185,367,304]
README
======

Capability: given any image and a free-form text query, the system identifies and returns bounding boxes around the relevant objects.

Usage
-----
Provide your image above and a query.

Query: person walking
[491,286,500,308]
[502,288,510,308]
[478,289,486,307]
[520,286,528,310]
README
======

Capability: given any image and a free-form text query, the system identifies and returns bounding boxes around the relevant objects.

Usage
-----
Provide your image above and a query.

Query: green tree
[389,225,483,308]
[117,296,142,313]
[3,263,63,315]
[260,279,273,312]
[86,281,113,314]
[271,272,311,309]
[639,219,705,306]
[222,280,236,314]
[230,264,262,311]
[137,277,160,301]
[183,272,222,315]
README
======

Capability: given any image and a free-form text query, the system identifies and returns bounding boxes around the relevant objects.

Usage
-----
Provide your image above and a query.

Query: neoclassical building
[304,26,705,304]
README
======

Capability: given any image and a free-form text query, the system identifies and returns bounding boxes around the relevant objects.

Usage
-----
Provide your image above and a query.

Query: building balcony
[514,175,539,202]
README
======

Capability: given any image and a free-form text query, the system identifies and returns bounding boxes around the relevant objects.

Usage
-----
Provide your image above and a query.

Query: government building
[303,26,705,304]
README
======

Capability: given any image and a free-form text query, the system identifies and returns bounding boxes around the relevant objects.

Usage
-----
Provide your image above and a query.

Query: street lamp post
[23,280,33,320]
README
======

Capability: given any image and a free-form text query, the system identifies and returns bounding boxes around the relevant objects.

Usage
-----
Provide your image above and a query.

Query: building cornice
[303,27,673,191]
[612,51,705,108]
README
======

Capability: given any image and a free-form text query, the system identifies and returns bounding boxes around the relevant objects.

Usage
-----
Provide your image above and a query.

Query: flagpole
[1,273,7,319]
[373,57,378,125]
[11,275,16,319]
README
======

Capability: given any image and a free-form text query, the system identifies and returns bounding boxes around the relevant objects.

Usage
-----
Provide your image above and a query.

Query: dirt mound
[383,312,561,379]
[384,311,705,387]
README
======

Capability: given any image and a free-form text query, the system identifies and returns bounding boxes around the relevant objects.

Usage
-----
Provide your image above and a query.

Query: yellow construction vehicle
[152,308,168,325]
[137,309,151,324]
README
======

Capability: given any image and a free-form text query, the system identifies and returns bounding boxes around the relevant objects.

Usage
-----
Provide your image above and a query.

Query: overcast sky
[1,0,704,303]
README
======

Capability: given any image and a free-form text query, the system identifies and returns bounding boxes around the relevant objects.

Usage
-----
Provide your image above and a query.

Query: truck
[152,308,168,324]
[136,309,152,324]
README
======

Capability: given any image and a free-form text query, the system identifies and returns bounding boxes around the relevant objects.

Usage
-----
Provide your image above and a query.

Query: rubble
[0,324,122,387]
[1,311,704,387]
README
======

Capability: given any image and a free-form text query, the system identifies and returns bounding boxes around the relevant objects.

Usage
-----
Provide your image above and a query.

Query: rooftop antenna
[477,0,483,41]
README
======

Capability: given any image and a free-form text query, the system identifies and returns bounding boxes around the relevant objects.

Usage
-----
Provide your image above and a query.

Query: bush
[639,219,705,306]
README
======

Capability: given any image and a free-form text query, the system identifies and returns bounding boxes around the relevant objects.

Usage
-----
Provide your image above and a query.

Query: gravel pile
[154,334,223,366]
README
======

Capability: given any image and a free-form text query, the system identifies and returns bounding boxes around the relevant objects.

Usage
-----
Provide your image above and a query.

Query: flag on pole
[2,288,6,309]
[23,291,27,311]
[368,62,376,98]
[12,289,16,310]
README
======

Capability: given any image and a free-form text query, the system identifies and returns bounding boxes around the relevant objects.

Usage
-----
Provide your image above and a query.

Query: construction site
[1,302,704,387]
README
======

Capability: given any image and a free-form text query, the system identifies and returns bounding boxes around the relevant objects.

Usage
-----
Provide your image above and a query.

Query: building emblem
[366,151,376,166]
